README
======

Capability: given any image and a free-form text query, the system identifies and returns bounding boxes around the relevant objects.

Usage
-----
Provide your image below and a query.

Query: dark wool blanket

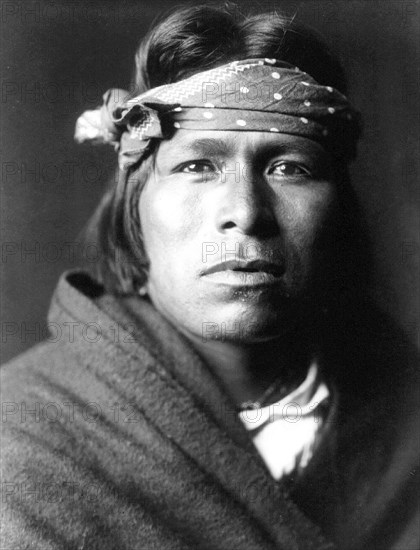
[1,271,419,549]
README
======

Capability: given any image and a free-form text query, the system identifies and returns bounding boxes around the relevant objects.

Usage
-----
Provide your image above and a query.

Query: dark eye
[268,162,312,178]
[179,160,216,174]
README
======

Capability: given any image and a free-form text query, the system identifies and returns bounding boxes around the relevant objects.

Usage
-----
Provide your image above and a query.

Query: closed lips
[201,260,285,276]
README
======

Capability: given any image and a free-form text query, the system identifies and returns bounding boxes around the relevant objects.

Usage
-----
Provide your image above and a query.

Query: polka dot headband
[75,58,361,170]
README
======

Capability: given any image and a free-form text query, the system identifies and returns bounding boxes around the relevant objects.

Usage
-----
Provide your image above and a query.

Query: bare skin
[139,130,338,405]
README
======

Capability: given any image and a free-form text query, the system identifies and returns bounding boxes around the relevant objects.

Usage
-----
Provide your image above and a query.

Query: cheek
[278,184,338,257]
[139,178,202,260]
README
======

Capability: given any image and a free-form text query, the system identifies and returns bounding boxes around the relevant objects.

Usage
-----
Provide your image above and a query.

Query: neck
[182,327,315,408]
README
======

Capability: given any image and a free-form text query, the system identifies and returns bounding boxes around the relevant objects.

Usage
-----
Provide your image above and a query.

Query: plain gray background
[1,0,419,363]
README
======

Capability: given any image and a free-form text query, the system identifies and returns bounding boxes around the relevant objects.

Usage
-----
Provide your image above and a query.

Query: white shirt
[238,362,330,479]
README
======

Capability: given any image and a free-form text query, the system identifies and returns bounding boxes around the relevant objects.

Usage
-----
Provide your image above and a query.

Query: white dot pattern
[270,127,279,132]
[326,86,333,92]
[203,112,213,119]
[236,119,246,126]
[273,93,282,100]
[173,122,181,128]
[300,117,309,124]
[240,86,249,94]
[173,107,182,112]
[328,107,335,114]
[301,82,310,86]
[204,102,215,108]
[304,100,311,107]
[271,72,280,79]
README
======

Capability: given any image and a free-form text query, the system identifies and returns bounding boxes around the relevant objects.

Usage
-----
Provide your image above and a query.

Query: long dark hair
[84,3,368,304]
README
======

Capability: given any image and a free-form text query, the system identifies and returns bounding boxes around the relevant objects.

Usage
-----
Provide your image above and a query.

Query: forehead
[157,129,329,159]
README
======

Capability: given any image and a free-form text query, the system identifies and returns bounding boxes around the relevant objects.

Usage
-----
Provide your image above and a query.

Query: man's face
[139,130,339,343]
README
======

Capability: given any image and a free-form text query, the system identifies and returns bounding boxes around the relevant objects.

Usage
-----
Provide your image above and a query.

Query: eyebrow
[173,136,326,156]
[175,137,235,157]
[163,134,330,170]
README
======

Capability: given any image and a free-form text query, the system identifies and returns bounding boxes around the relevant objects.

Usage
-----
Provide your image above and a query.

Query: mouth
[200,259,285,287]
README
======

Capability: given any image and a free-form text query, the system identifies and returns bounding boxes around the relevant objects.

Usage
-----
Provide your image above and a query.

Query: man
[1,6,418,549]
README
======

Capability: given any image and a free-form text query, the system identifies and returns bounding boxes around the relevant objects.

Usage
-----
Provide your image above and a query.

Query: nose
[215,164,277,237]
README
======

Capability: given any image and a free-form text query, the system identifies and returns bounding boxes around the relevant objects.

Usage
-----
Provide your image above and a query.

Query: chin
[198,300,299,344]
